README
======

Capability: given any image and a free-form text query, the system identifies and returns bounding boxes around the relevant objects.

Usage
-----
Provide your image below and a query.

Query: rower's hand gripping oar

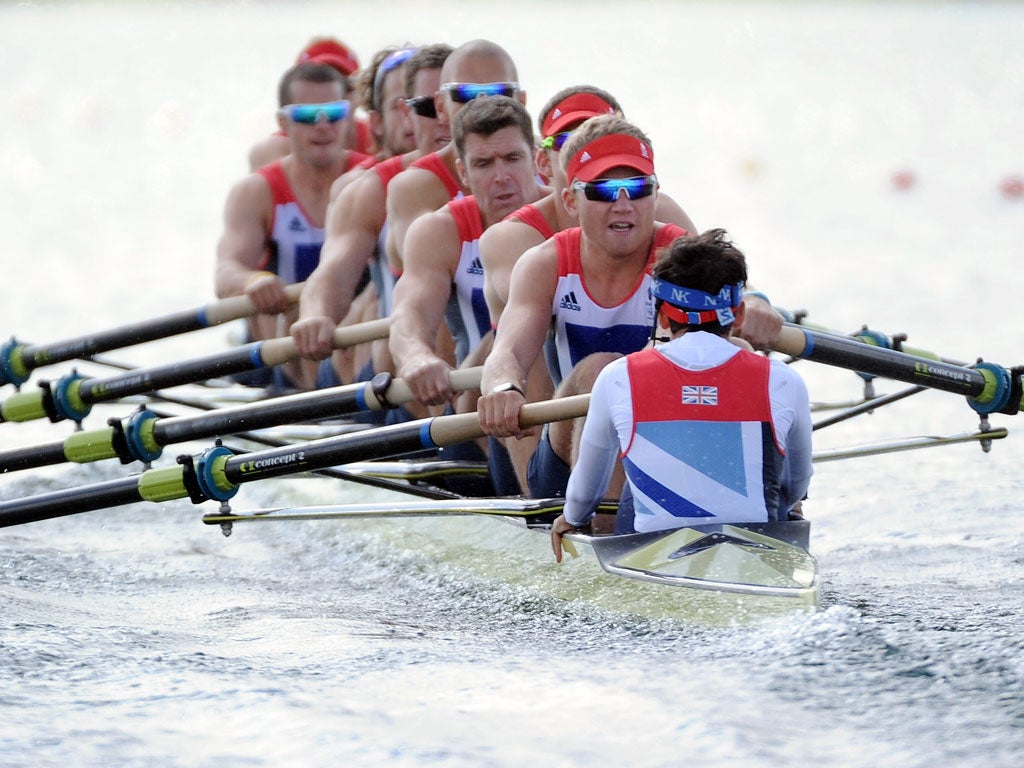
[0,317,390,425]
[0,366,482,474]
[774,324,1024,417]
[0,394,589,529]
[0,283,305,388]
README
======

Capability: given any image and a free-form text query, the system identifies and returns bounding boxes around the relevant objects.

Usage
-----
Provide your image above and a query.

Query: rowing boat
[201,463,819,624]
[1,319,1017,624]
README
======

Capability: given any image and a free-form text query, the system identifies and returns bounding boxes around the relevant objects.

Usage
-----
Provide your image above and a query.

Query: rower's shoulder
[223,169,274,214]
[247,133,288,173]
[653,191,697,233]
[329,163,373,203]
[341,162,388,205]
[480,217,546,263]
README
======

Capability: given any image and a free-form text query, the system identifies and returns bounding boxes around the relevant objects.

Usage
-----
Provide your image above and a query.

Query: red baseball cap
[565,133,655,183]
[541,92,617,138]
[297,38,360,77]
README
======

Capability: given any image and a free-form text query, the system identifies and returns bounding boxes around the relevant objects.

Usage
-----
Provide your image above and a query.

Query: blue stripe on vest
[292,242,323,284]
[564,322,651,367]
[622,456,715,518]
[635,421,748,494]
[471,287,491,339]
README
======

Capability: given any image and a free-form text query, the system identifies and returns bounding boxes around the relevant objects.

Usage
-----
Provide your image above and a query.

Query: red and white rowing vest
[545,223,687,385]
[444,195,491,363]
[257,154,373,284]
[623,347,785,531]
[370,155,407,316]
[507,202,555,240]
[410,151,464,199]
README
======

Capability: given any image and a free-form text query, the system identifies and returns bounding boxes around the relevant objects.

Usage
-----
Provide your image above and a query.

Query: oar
[0,318,390,425]
[0,283,305,388]
[791,316,970,367]
[0,367,482,474]
[812,428,1008,462]
[203,496,578,525]
[0,395,589,528]
[774,325,1024,416]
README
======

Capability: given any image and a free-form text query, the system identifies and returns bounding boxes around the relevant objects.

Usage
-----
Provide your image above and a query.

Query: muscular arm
[478,243,558,438]
[292,173,385,359]
[214,175,289,313]
[388,209,460,405]
[384,166,451,274]
[479,220,545,327]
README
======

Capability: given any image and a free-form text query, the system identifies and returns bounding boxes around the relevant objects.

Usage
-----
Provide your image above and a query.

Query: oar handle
[202,282,304,325]
[375,366,482,411]
[256,317,391,367]
[428,394,590,446]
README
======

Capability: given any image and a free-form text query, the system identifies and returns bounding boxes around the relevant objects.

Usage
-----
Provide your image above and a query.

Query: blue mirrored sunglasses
[571,176,658,202]
[280,100,350,124]
[440,82,520,103]
[540,132,572,151]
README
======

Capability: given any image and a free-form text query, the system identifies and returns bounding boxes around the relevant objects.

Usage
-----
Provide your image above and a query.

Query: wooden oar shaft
[217,394,590,487]
[258,317,390,366]
[4,284,304,384]
[428,394,590,446]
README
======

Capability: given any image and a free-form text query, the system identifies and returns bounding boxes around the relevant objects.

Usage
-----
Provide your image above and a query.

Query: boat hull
[204,484,819,623]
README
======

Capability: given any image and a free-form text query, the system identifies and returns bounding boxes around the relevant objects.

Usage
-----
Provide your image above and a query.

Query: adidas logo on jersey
[467,257,484,275]
[559,291,581,311]
[289,217,305,232]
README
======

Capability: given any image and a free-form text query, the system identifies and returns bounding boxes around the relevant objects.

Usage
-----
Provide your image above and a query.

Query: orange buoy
[891,169,916,191]
[999,175,1023,199]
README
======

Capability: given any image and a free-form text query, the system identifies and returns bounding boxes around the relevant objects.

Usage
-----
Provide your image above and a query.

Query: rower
[479,84,700,494]
[291,43,453,401]
[549,229,814,560]
[477,115,784,519]
[214,60,375,389]
[389,95,549,492]
[384,39,525,275]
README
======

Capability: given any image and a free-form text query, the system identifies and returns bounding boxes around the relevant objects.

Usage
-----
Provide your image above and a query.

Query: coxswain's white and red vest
[622,347,786,530]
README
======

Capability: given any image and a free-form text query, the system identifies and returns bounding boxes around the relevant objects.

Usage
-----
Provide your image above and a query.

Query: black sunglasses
[405,95,438,119]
